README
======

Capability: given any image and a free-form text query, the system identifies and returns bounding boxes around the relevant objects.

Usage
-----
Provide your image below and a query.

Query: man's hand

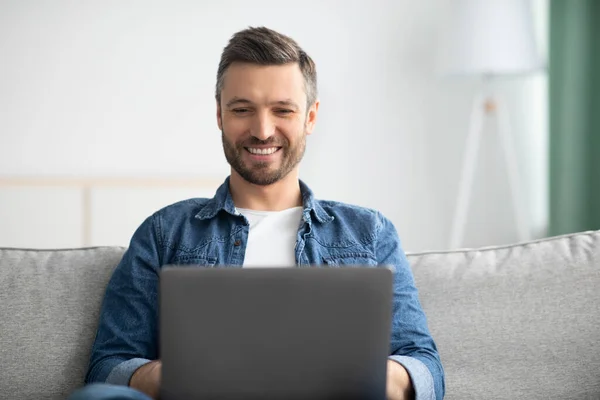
[130,360,162,399]
[129,359,408,400]
[386,360,415,400]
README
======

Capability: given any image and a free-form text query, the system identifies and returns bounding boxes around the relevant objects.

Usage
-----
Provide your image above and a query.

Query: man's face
[217,62,318,186]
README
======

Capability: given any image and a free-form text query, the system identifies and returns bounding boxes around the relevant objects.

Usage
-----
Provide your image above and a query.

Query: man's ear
[216,100,223,131]
[305,100,320,136]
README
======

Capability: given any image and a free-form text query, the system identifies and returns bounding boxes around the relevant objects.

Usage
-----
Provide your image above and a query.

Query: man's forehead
[225,61,303,76]
[220,62,307,105]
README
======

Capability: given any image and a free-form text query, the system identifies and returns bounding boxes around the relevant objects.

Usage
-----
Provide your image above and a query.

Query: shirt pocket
[169,255,217,267]
[323,252,378,267]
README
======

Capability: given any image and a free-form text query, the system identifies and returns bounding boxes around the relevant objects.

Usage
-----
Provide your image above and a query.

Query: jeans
[68,384,152,400]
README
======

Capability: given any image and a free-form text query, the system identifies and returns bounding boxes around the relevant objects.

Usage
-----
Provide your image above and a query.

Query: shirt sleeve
[85,213,162,385]
[376,212,445,400]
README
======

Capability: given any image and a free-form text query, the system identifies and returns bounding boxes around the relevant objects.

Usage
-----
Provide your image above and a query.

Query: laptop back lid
[160,267,393,400]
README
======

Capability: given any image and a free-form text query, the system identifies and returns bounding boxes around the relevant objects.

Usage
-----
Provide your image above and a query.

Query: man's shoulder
[310,199,399,249]
[316,199,380,218]
[314,199,389,230]
[153,197,212,220]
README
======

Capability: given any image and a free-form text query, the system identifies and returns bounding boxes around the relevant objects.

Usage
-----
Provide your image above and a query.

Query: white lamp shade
[439,0,543,77]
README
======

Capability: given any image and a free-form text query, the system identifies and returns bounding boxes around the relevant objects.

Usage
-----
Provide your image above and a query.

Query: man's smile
[244,147,282,157]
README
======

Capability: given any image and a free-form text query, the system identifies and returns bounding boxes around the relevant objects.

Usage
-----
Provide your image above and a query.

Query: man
[70,26,444,400]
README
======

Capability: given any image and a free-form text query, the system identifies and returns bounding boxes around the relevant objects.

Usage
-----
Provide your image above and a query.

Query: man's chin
[237,170,285,186]
[246,175,283,186]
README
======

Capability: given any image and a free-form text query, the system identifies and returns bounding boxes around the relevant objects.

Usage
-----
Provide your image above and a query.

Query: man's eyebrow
[269,100,300,110]
[225,97,300,110]
[225,97,252,108]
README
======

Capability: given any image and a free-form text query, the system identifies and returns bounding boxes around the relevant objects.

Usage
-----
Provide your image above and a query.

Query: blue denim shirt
[86,177,445,400]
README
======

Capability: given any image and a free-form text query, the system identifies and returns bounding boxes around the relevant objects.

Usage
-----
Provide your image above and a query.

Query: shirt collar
[195,176,334,224]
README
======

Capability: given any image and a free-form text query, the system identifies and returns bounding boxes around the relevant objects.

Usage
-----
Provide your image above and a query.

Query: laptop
[159,267,393,400]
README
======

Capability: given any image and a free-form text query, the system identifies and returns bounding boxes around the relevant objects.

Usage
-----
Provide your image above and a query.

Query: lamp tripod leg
[449,94,486,249]
[496,97,530,243]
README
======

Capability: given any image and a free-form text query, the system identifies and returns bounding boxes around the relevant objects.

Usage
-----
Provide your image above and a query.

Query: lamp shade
[439,0,543,77]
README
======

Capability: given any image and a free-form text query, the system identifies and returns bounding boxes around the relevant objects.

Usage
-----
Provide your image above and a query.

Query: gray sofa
[1,230,599,399]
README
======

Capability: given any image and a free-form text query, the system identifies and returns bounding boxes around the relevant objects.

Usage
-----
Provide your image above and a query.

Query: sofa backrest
[409,230,600,399]
[0,247,125,400]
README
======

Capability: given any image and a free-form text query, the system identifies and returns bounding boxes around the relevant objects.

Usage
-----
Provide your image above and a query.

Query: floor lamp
[441,0,544,249]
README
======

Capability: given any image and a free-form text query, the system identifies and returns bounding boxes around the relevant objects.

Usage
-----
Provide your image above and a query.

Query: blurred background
[0,0,598,252]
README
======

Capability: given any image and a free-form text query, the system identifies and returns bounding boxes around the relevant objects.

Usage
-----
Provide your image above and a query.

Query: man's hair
[216,26,317,109]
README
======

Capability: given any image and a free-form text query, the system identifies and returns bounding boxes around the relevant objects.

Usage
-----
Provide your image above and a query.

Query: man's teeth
[247,147,278,155]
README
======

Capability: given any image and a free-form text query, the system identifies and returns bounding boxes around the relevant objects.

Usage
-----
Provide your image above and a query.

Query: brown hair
[216,26,317,109]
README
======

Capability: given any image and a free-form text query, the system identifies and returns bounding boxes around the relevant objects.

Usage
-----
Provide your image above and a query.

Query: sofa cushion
[0,247,125,400]
[408,230,600,400]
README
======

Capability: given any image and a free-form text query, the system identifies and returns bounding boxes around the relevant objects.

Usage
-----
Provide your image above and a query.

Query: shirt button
[234,240,241,246]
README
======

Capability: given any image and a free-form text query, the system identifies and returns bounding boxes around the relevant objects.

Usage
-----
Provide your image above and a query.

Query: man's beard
[221,130,307,186]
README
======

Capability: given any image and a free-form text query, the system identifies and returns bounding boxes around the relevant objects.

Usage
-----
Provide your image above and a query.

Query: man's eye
[232,108,249,114]
[275,109,293,115]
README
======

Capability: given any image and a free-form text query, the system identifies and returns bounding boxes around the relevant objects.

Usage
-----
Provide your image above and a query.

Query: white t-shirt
[236,206,303,267]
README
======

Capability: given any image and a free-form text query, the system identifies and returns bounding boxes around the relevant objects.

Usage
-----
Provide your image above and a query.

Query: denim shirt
[86,177,445,400]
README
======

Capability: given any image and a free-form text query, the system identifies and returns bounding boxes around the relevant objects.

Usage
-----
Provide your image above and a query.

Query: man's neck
[229,171,303,212]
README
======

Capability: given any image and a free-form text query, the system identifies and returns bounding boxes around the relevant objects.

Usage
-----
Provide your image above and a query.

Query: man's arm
[85,213,162,387]
[376,213,445,400]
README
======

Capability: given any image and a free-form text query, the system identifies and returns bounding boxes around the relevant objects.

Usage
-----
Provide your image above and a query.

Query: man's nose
[251,112,275,141]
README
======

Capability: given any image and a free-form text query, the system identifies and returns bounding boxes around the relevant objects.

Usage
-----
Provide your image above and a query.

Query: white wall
[0,0,548,251]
